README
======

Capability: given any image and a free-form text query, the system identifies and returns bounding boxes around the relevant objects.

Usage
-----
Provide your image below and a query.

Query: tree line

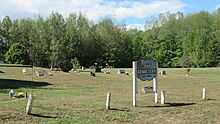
[0,10,220,68]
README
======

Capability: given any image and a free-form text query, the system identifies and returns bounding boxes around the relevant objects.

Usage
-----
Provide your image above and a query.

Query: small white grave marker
[106,92,111,110]
[22,68,27,75]
[9,89,15,97]
[202,88,206,100]
[161,91,165,104]
[26,94,34,115]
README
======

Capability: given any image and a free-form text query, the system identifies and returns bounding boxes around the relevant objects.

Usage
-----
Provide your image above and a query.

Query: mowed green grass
[0,67,220,124]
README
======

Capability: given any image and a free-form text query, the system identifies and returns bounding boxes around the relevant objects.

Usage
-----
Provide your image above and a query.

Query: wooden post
[106,92,111,110]
[133,61,137,107]
[26,94,34,115]
[153,62,158,103]
[161,91,165,104]
[202,88,206,100]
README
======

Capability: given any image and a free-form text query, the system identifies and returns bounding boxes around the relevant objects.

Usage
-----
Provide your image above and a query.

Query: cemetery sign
[137,58,157,81]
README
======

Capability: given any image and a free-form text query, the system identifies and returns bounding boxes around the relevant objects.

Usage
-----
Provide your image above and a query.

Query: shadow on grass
[0,71,4,73]
[206,99,215,101]
[30,114,58,119]
[143,102,196,108]
[110,108,129,112]
[0,79,51,89]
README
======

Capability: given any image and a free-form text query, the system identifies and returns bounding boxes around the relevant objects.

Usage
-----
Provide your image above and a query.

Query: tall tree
[47,12,66,66]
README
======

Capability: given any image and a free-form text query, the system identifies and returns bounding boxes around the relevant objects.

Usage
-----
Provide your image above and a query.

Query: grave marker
[142,86,154,93]
[117,70,125,74]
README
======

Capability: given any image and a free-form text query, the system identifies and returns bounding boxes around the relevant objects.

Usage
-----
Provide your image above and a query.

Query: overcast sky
[0,0,220,30]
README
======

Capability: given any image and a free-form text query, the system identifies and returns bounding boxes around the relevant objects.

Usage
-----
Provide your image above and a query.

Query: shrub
[5,43,30,64]
[58,60,73,72]
[71,57,80,69]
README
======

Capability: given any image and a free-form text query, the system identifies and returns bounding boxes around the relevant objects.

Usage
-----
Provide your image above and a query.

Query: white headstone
[106,92,111,110]
[202,88,206,100]
[9,89,15,97]
[26,94,34,115]
[22,68,27,74]
[161,91,165,104]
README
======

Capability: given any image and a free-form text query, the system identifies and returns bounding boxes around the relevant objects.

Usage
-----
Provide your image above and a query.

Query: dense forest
[0,9,220,68]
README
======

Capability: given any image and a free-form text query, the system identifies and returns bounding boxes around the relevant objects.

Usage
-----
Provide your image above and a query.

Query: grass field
[0,66,220,124]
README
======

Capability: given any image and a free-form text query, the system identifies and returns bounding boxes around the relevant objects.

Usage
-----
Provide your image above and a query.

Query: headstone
[104,72,111,74]
[9,89,15,97]
[106,92,111,110]
[36,70,43,76]
[117,70,125,74]
[159,71,166,75]
[76,69,81,73]
[22,68,27,75]
[161,91,165,104]
[36,70,47,76]
[202,88,206,100]
[95,68,102,72]
[42,70,48,75]
[142,86,154,93]
[26,94,34,115]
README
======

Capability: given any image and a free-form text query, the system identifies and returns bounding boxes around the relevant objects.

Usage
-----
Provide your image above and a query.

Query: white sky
[0,0,186,29]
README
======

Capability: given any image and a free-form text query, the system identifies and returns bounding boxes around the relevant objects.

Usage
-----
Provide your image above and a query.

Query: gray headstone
[117,70,125,74]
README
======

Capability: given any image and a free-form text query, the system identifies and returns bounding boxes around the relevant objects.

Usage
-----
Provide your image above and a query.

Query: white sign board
[137,59,157,81]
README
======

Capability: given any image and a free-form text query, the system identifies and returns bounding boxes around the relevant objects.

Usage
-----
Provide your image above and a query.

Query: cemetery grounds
[0,66,220,123]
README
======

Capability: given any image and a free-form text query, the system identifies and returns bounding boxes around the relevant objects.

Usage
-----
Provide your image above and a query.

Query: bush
[58,60,73,72]
[71,57,80,69]
[181,56,192,68]
[5,43,30,65]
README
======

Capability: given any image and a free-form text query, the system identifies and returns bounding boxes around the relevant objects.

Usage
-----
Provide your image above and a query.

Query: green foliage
[71,57,80,69]
[58,60,73,72]
[0,10,220,68]
[5,43,30,64]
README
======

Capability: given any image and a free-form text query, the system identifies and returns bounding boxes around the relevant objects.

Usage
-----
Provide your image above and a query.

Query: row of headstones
[117,70,166,75]
[23,68,166,76]
[22,68,49,76]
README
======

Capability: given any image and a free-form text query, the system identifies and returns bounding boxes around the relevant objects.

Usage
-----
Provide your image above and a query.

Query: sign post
[133,61,137,107]
[153,62,158,103]
[133,59,158,106]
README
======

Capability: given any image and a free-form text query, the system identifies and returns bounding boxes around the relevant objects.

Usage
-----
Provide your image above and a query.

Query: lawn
[0,66,220,124]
